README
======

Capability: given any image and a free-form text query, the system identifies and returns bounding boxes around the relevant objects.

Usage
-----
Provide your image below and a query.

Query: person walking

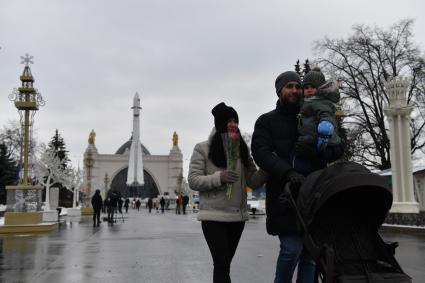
[135,199,141,211]
[91,189,103,227]
[106,196,113,224]
[165,196,170,210]
[106,191,119,224]
[124,198,130,213]
[175,194,182,214]
[251,71,344,283]
[118,197,123,214]
[147,198,153,213]
[154,198,160,213]
[160,196,165,213]
[103,197,109,214]
[188,102,266,283]
[182,194,189,214]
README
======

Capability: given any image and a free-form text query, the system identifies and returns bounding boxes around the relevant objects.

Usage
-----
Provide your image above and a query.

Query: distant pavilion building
[82,96,184,201]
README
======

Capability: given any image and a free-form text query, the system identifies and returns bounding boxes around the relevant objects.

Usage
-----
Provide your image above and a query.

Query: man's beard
[280,94,300,105]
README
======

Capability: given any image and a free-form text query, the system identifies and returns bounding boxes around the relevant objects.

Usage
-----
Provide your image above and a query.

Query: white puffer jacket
[188,129,266,222]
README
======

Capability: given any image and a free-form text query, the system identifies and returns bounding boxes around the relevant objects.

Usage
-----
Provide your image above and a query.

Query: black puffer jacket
[91,191,103,211]
[252,100,343,235]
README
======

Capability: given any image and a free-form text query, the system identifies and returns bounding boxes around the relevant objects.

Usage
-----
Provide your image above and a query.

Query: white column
[387,115,401,203]
[384,78,419,213]
[397,115,405,202]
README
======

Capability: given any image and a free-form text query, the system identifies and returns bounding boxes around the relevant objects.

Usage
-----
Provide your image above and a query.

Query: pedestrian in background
[106,197,113,223]
[154,198,160,213]
[103,197,109,214]
[147,198,153,213]
[175,194,182,214]
[182,194,189,214]
[135,199,141,211]
[124,198,130,213]
[160,196,165,213]
[107,191,119,224]
[118,197,123,214]
[91,189,103,227]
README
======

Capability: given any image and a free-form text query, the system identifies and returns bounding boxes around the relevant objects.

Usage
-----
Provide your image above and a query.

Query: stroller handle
[283,181,321,261]
[283,181,292,194]
[283,182,296,207]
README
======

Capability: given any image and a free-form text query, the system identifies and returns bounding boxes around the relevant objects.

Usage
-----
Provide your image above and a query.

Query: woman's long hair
[208,129,249,168]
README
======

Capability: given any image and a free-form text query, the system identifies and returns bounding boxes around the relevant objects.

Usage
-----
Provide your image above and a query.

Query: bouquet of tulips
[222,128,240,200]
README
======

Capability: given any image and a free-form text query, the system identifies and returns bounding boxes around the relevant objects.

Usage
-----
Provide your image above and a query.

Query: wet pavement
[0,209,424,283]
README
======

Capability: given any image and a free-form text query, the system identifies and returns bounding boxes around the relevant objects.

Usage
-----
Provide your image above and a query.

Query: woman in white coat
[188,102,265,283]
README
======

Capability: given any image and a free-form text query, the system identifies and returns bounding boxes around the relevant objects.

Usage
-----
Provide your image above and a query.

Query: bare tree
[0,120,22,161]
[241,132,252,148]
[64,165,83,208]
[314,19,425,170]
[33,145,69,211]
[0,120,39,163]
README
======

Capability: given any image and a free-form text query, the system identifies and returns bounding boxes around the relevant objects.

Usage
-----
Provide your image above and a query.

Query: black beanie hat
[211,102,239,133]
[303,67,326,88]
[275,71,301,95]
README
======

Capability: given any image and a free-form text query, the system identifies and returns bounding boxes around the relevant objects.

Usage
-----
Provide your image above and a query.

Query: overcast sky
[1,0,425,175]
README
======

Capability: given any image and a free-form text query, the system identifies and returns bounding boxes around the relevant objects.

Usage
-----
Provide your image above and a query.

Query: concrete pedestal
[42,210,59,222]
[81,207,94,215]
[0,211,57,233]
[4,212,41,225]
[385,211,425,226]
[67,208,82,217]
[0,186,58,233]
[391,202,420,214]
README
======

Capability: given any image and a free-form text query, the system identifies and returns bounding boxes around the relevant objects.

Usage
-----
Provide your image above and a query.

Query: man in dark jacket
[107,191,119,224]
[182,194,189,214]
[251,71,343,283]
[147,198,153,213]
[124,198,130,213]
[159,196,166,213]
[118,197,123,214]
[91,189,103,227]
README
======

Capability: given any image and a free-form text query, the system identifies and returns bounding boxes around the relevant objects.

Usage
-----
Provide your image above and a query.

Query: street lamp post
[80,150,95,215]
[3,54,46,228]
[104,173,110,196]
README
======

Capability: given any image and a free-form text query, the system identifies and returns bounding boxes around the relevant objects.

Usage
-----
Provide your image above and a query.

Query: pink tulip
[228,129,240,141]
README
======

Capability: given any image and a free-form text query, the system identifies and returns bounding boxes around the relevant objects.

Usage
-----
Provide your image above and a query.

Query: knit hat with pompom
[303,67,326,88]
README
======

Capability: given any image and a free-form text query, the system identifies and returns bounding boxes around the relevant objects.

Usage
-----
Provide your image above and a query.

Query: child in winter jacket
[297,67,342,155]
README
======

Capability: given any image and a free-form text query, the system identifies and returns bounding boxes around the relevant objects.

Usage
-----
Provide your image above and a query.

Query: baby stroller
[285,161,411,283]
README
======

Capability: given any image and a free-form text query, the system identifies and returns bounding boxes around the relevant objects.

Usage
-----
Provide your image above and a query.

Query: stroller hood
[297,161,392,229]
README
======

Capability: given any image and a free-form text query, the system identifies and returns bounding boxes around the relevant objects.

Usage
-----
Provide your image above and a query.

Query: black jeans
[93,209,101,226]
[107,207,114,223]
[201,221,245,283]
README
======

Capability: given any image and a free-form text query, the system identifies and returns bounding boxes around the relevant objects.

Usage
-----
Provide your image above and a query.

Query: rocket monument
[126,92,145,187]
